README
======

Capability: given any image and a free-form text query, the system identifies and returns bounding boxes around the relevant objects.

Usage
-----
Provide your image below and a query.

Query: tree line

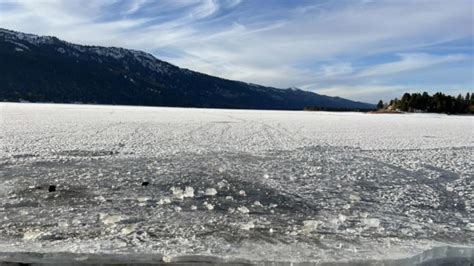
[378,92,473,114]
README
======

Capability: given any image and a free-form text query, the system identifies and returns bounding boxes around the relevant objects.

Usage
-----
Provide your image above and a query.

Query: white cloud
[0,0,472,101]
[184,0,220,19]
[316,85,405,101]
[355,53,468,78]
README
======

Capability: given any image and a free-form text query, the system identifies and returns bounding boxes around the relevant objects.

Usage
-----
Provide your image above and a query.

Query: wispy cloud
[0,0,472,102]
[355,53,468,78]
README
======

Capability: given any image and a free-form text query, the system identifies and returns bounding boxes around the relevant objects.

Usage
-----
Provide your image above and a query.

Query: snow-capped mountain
[0,28,374,110]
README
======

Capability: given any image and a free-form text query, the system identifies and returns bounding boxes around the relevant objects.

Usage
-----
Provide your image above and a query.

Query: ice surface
[203,202,214,210]
[205,188,218,196]
[240,221,255,231]
[237,206,250,214]
[0,103,473,264]
[302,220,320,234]
[183,186,194,198]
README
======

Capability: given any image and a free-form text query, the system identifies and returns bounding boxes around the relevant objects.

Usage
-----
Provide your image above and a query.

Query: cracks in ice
[1,145,472,260]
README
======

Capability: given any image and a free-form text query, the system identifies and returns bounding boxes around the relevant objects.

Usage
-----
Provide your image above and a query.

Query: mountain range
[0,28,374,110]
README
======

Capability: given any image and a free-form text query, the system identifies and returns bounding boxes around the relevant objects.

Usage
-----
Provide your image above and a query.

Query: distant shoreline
[3,101,474,116]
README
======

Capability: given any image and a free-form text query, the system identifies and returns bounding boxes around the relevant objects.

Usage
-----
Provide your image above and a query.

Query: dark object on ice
[48,185,56,192]
[141,181,149,186]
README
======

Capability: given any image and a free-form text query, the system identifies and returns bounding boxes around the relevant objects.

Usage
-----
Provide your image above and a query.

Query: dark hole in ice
[48,185,56,192]
[141,181,149,186]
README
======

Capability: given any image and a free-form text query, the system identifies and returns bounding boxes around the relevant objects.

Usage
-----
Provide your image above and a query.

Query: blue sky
[0,0,473,103]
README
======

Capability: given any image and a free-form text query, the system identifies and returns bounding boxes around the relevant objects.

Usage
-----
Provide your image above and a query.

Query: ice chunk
[99,213,123,226]
[349,194,361,202]
[72,218,82,226]
[183,186,194,198]
[263,173,270,179]
[121,224,136,235]
[23,230,43,241]
[158,197,171,205]
[137,196,151,202]
[302,220,320,234]
[205,188,217,196]
[162,256,172,263]
[203,202,214,210]
[467,223,474,231]
[346,228,356,234]
[362,218,380,228]
[217,180,228,189]
[237,206,249,214]
[446,186,454,192]
[239,190,246,196]
[339,214,347,222]
[240,221,255,230]
[170,187,184,200]
[58,220,69,228]
[137,197,151,207]
[190,205,197,211]
[225,196,233,200]
[95,195,106,202]
[253,201,262,207]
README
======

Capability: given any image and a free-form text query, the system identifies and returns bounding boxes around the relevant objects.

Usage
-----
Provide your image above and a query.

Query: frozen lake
[0,103,473,264]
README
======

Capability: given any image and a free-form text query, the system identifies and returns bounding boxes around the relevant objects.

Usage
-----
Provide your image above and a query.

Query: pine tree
[377,100,384,109]
[386,92,473,114]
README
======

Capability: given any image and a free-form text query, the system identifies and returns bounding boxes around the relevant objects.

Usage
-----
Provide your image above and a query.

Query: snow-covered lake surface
[0,103,473,264]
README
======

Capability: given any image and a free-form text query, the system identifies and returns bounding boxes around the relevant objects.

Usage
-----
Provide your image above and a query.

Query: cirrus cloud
[0,0,472,102]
